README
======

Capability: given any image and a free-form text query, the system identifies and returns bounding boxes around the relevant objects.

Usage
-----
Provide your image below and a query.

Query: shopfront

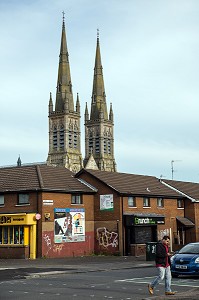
[0,213,37,259]
[124,214,165,256]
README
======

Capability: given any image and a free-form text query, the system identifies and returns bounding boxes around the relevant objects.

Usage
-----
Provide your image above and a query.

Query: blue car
[171,242,199,277]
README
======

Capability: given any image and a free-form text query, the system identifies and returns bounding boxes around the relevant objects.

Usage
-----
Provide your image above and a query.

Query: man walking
[148,235,175,296]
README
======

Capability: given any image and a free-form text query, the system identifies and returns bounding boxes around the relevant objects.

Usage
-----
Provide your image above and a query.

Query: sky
[0,0,199,182]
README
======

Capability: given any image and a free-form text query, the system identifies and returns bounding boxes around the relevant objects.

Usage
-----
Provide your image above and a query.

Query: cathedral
[47,16,117,173]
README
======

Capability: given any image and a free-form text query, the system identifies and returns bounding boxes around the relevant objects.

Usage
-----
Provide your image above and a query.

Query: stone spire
[84,31,117,172]
[47,13,83,172]
[90,30,108,121]
[55,13,74,112]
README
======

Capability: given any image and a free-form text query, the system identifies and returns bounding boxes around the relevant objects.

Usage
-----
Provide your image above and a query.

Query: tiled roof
[76,169,181,197]
[0,164,94,193]
[162,179,199,202]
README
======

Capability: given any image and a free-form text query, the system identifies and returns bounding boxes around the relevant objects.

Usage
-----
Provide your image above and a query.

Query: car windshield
[179,244,199,254]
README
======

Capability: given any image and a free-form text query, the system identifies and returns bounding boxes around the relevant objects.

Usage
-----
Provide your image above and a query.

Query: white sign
[43,200,54,205]
[100,194,113,211]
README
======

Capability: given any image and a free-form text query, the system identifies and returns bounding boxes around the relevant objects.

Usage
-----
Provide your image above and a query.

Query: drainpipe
[122,196,124,256]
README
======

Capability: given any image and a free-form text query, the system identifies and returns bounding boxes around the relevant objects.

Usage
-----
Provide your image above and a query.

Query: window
[74,131,78,148]
[104,139,107,153]
[143,197,150,207]
[69,130,72,148]
[128,196,136,207]
[95,134,100,153]
[177,199,184,208]
[59,126,64,149]
[0,195,4,206]
[107,138,111,154]
[18,194,29,205]
[0,226,24,245]
[53,127,57,149]
[71,194,82,204]
[157,197,164,208]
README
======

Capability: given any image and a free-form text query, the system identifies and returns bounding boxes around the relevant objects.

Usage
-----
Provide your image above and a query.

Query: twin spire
[48,14,116,172]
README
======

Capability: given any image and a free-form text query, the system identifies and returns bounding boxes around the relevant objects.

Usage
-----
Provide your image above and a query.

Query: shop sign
[133,216,165,225]
[0,215,25,225]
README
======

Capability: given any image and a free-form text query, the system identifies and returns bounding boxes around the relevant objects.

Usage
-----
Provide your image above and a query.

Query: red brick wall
[0,246,30,259]
[40,192,95,258]
[77,172,121,254]
[1,192,38,213]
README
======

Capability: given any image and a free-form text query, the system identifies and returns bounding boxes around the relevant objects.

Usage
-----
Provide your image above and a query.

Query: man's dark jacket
[155,242,171,267]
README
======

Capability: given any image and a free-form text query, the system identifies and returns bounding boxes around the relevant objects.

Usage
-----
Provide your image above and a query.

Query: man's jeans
[150,266,171,292]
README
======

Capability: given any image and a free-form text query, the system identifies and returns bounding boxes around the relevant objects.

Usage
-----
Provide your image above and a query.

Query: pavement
[0,255,198,299]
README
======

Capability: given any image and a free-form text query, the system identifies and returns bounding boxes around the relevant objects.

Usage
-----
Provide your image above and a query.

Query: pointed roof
[90,31,108,120]
[76,169,182,198]
[84,153,99,170]
[0,164,95,193]
[161,179,199,202]
[55,16,74,112]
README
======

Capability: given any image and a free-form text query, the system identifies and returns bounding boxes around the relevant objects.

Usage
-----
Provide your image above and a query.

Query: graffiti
[96,227,118,248]
[158,229,169,240]
[43,234,52,254]
[53,244,64,254]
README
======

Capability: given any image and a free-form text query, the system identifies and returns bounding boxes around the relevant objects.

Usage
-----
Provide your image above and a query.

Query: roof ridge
[35,165,44,189]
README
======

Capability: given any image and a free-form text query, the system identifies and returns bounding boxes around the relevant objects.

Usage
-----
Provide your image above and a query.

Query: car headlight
[195,257,199,263]
[170,255,175,264]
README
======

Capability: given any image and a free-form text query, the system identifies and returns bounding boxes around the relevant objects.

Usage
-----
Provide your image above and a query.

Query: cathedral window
[69,130,72,148]
[89,132,93,153]
[108,138,111,154]
[53,127,57,149]
[60,126,64,149]
[95,133,100,153]
[74,131,78,148]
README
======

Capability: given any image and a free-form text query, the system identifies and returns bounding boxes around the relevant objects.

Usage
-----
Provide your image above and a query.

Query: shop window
[18,194,29,205]
[143,197,150,207]
[71,194,82,204]
[128,196,136,207]
[0,226,24,245]
[157,197,164,208]
[0,195,4,206]
[177,199,184,209]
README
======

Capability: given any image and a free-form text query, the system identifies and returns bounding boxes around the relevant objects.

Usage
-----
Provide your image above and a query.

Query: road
[0,267,199,300]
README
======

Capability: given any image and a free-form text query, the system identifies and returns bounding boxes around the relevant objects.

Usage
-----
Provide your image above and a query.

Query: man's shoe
[165,291,176,295]
[148,284,154,295]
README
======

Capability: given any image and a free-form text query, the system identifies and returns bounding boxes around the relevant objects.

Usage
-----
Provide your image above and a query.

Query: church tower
[47,15,83,172]
[84,31,117,172]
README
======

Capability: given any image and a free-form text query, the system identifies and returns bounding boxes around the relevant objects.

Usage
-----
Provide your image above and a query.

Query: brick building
[0,164,96,259]
[76,169,197,256]
[161,179,199,246]
[0,164,198,259]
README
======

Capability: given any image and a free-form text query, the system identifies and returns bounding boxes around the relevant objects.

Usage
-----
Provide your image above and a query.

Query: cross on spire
[62,11,65,22]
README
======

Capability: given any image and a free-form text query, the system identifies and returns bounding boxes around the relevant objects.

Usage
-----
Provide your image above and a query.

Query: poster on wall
[54,208,85,243]
[100,194,113,211]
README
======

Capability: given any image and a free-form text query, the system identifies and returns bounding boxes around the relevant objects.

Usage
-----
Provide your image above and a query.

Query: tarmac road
[0,255,198,299]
